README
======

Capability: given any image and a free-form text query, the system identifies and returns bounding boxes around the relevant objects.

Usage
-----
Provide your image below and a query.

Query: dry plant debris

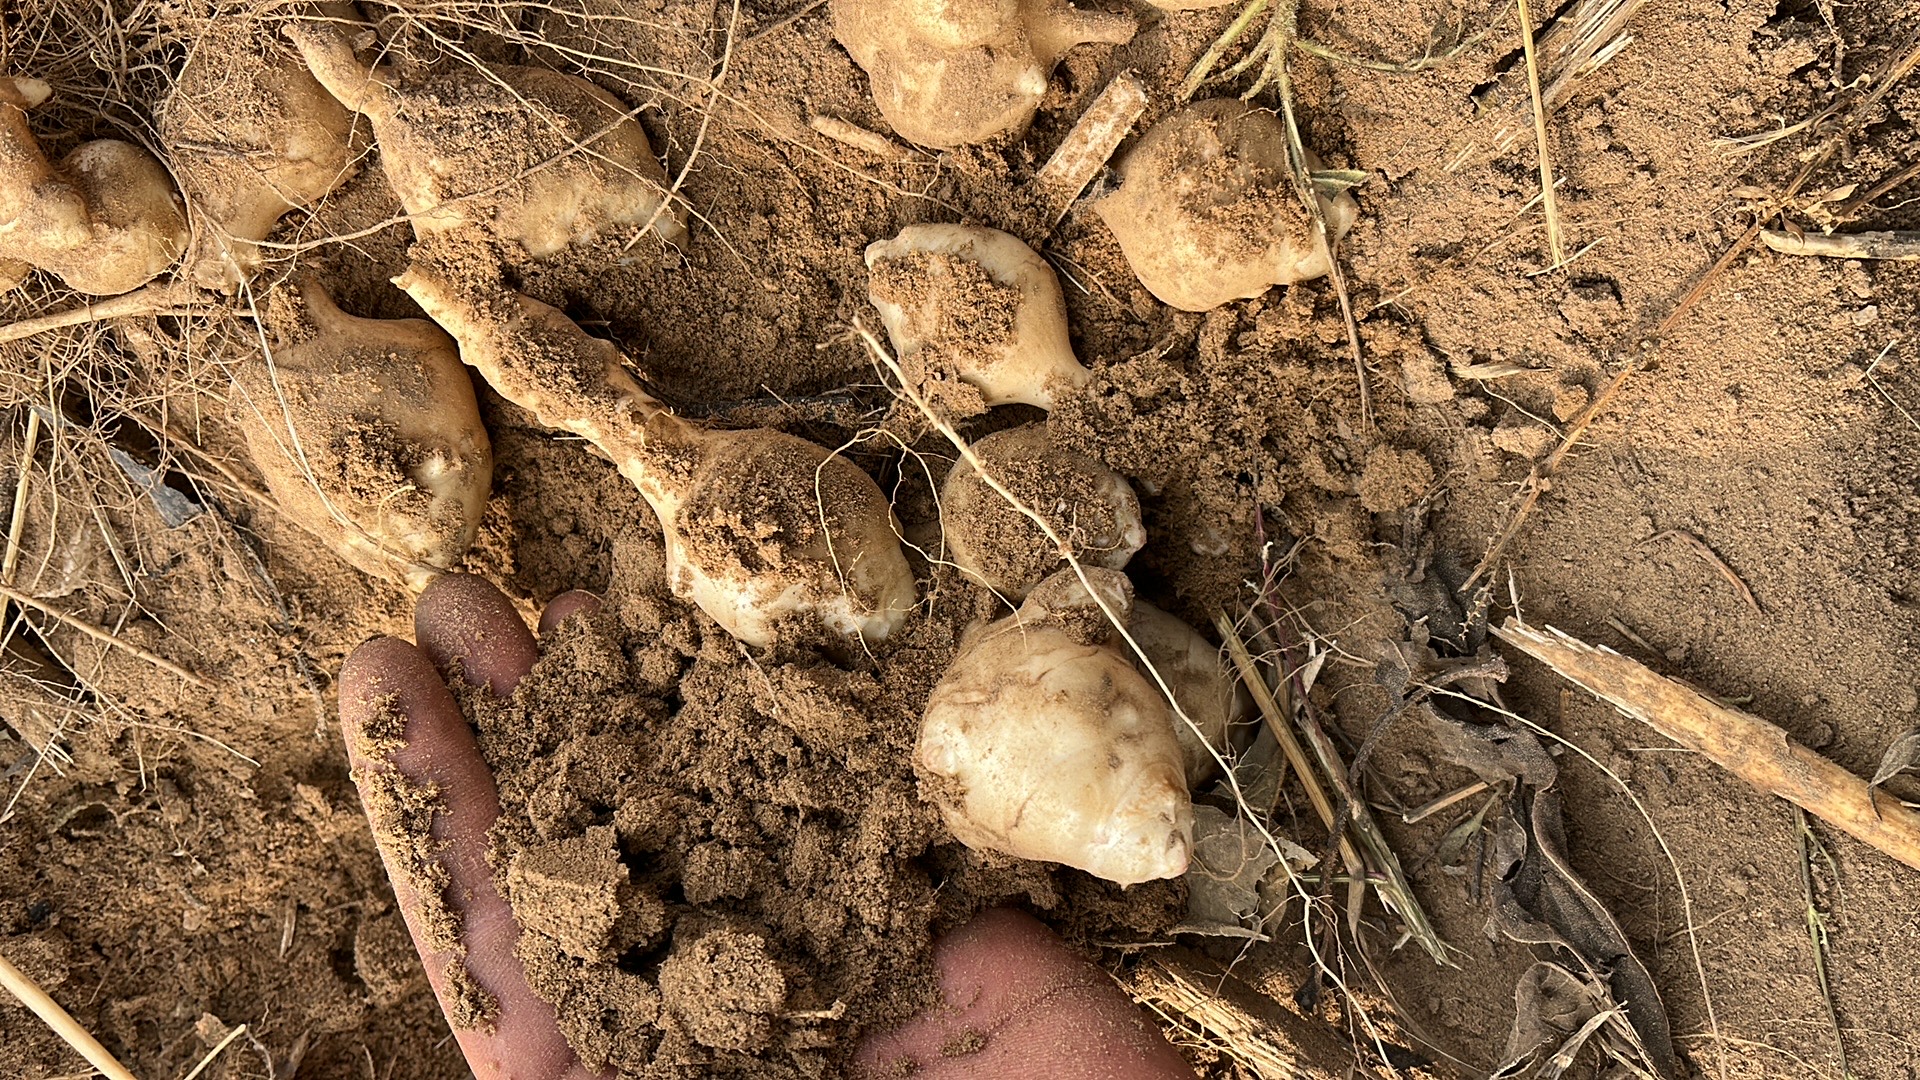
[1496,620,1920,872]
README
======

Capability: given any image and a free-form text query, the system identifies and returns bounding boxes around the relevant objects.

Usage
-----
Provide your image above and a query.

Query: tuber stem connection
[287,19,686,255]
[396,257,916,648]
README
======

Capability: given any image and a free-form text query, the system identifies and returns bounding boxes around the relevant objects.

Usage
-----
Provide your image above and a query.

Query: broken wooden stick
[1494,620,1920,871]
[1761,228,1920,261]
[1033,72,1149,227]
[0,949,139,1080]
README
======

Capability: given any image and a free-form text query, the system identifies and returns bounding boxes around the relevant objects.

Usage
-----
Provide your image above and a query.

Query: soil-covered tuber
[1094,98,1358,312]
[832,0,1135,147]
[233,279,492,590]
[287,20,686,256]
[0,75,187,295]
[160,25,367,289]
[940,423,1143,598]
[395,255,916,649]
[866,224,1089,411]
[917,569,1192,886]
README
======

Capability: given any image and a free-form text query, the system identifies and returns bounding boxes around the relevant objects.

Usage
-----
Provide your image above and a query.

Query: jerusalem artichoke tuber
[917,569,1192,886]
[866,224,1089,411]
[0,76,187,295]
[286,20,686,256]
[232,278,492,590]
[395,256,916,648]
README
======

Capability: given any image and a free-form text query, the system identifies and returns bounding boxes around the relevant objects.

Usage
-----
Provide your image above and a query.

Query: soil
[3,0,1920,1078]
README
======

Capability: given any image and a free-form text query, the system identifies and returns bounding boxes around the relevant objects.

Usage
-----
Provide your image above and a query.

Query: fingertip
[857,907,1196,1080]
[416,573,537,698]
[339,636,450,767]
[538,590,603,636]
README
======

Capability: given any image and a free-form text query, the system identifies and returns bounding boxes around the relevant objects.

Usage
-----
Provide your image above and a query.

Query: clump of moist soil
[455,523,1181,1076]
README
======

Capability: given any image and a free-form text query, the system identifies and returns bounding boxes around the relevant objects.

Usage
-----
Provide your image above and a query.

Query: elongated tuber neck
[1023,0,1136,70]
[394,262,674,453]
[285,21,398,118]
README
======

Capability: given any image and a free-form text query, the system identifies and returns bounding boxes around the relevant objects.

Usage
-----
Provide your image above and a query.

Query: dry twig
[0,584,214,690]
[1462,29,1920,591]
[1760,228,1920,261]
[1033,72,1149,227]
[0,949,139,1080]
[1513,0,1566,266]
[1646,529,1762,613]
[1496,620,1920,871]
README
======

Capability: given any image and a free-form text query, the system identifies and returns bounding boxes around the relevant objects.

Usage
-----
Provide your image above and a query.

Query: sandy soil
[2,0,1918,1077]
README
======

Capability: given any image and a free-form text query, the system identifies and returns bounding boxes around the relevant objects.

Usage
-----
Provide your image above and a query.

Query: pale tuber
[160,25,367,289]
[831,0,1135,147]
[233,278,492,590]
[0,75,187,295]
[939,423,1142,598]
[1094,98,1358,312]
[1128,602,1249,785]
[286,20,686,255]
[866,224,1089,411]
[394,255,916,648]
[917,568,1192,886]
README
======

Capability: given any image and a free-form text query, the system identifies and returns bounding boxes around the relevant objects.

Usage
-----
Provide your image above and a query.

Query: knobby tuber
[1128,602,1249,785]
[917,569,1193,886]
[832,0,1136,147]
[395,256,917,648]
[287,20,686,256]
[940,423,1143,598]
[232,279,491,590]
[866,224,1089,411]
[1095,98,1358,312]
[160,24,366,288]
[0,75,187,295]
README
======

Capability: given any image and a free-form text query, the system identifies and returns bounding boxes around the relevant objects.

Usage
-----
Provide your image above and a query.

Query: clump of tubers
[832,0,1136,148]
[866,224,1089,412]
[1094,98,1358,312]
[0,75,187,295]
[287,20,686,256]
[940,423,1143,598]
[917,568,1192,886]
[1128,602,1250,785]
[395,254,916,648]
[160,25,367,289]
[232,278,492,590]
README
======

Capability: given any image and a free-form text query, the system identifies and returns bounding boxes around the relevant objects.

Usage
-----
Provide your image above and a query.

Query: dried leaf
[1869,728,1920,789]
[1184,805,1304,927]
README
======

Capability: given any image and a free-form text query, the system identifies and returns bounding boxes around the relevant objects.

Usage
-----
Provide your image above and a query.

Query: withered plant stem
[1514,0,1566,266]
[1497,620,1920,871]
[0,583,214,690]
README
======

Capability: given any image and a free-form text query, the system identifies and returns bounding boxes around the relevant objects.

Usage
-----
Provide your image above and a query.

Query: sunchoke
[396,256,916,648]
[233,279,492,589]
[866,224,1089,411]
[288,20,686,256]
[832,0,1135,147]
[1094,98,1358,312]
[0,76,187,295]
[917,569,1192,886]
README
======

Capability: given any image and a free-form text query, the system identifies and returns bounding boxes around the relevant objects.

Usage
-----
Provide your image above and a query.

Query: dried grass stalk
[1495,620,1920,871]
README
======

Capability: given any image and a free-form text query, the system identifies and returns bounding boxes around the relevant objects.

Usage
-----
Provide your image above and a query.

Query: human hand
[338,574,1196,1079]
